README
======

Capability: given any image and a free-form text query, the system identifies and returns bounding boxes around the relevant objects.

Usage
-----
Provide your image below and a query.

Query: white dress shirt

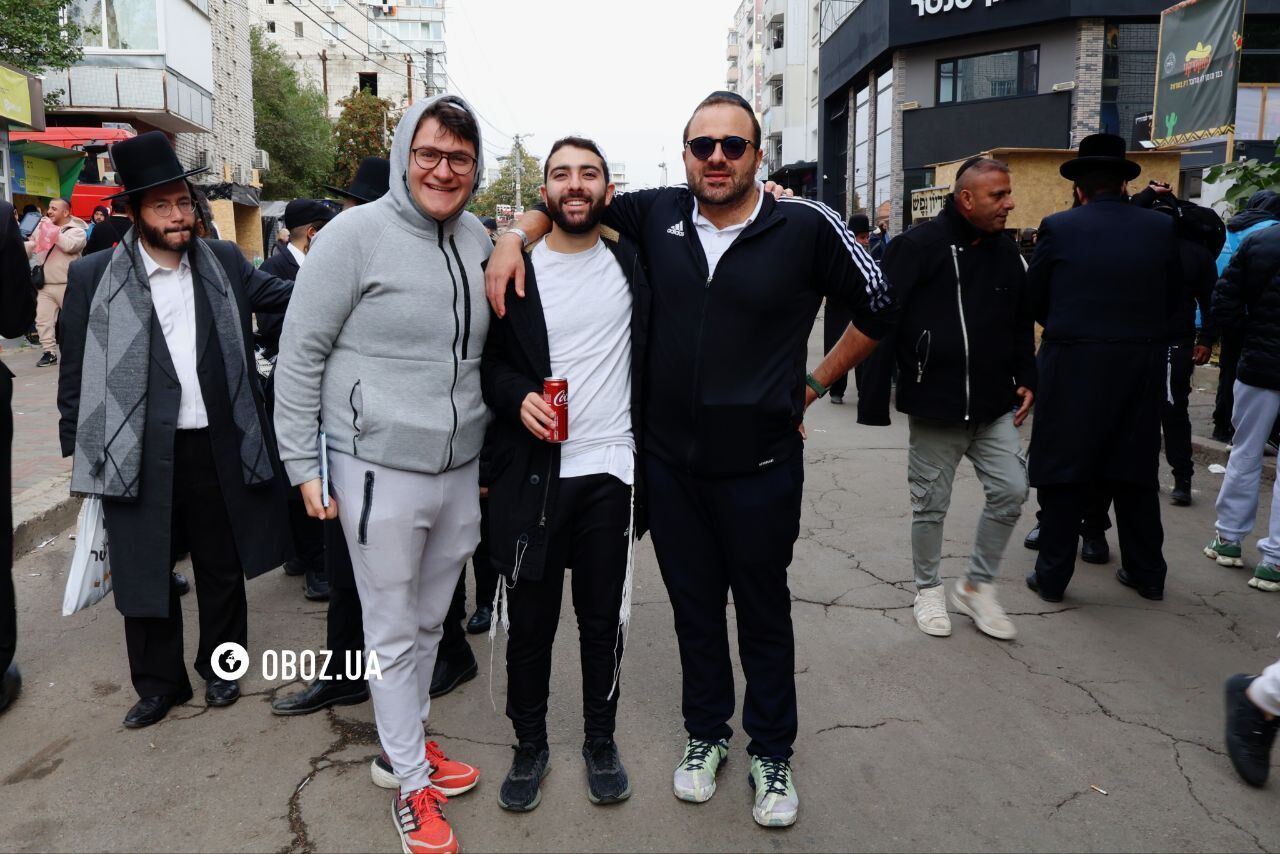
[286,241,306,269]
[141,246,209,429]
[691,181,765,279]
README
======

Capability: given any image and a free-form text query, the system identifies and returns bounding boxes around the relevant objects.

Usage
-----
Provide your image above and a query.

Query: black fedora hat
[103,131,209,200]
[846,212,871,235]
[1060,133,1141,182]
[324,157,391,203]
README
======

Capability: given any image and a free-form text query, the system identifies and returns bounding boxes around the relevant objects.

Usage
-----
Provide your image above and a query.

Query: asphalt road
[2,323,1278,853]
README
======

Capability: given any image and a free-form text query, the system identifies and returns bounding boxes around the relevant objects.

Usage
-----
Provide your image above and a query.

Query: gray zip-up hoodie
[274,94,492,485]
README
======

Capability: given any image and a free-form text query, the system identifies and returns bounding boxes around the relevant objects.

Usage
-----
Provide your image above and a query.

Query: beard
[139,218,193,254]
[547,191,607,235]
[690,166,755,207]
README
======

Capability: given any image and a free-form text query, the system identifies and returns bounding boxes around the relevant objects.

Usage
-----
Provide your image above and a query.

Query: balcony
[727,66,740,84]
[727,42,739,61]
[44,58,212,134]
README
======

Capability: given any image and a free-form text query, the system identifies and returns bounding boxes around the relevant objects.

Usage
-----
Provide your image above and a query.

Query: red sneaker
[392,786,456,854]
[371,741,480,796]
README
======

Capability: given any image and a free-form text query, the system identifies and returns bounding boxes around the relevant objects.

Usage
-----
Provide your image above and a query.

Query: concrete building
[609,161,628,193]
[728,0,821,195]
[818,0,1280,233]
[248,0,447,117]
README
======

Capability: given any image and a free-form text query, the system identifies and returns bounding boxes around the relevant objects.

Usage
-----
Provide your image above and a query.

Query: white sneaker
[673,737,728,803]
[913,586,951,637]
[951,580,1017,640]
[748,755,798,827]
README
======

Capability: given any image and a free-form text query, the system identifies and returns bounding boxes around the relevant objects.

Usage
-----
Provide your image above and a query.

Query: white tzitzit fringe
[488,534,527,711]
[1166,346,1174,405]
[606,483,636,701]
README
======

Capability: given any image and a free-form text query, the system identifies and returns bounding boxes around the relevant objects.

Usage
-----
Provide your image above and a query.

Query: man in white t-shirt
[480,136,649,813]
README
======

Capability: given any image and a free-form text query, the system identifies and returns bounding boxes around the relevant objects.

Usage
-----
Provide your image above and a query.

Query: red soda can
[543,378,569,443]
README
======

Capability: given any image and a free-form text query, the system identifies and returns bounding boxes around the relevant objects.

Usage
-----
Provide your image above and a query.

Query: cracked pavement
[2,324,1279,852]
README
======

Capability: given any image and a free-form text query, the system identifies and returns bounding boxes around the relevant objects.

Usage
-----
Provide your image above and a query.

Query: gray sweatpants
[1215,380,1280,564]
[1248,659,1280,716]
[908,413,1029,589]
[329,452,481,794]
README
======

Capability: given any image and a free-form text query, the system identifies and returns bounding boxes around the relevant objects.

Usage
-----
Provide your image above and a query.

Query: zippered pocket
[358,470,375,545]
[915,330,932,383]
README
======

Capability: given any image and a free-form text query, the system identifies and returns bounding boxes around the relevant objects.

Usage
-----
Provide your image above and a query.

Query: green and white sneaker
[748,756,798,827]
[672,737,728,803]
[1205,534,1244,568]
[1249,562,1280,592]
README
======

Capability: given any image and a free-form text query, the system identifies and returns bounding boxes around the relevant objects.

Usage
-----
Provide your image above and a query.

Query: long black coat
[1026,195,1180,487]
[480,234,650,582]
[254,247,298,358]
[58,240,294,619]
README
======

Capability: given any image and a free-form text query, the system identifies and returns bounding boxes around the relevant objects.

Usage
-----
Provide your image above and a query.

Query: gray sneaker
[673,737,728,803]
[748,755,798,827]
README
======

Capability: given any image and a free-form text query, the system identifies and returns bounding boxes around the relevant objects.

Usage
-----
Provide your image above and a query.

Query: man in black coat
[82,197,133,256]
[0,201,38,715]
[880,158,1035,641]
[58,131,294,728]
[1025,134,1179,603]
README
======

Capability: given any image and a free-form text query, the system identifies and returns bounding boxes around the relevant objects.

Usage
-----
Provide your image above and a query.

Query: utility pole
[512,133,533,214]
[319,50,330,118]
[405,53,414,105]
[424,50,434,97]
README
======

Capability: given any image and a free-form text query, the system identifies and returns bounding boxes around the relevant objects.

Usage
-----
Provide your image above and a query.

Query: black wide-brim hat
[847,213,871,235]
[1060,133,1141,182]
[103,130,209,200]
[324,156,391,203]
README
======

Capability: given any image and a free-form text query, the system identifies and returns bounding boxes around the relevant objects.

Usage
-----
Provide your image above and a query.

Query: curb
[13,473,80,556]
[1190,436,1275,483]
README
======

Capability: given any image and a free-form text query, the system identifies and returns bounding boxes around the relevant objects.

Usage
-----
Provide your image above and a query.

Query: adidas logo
[666,221,685,237]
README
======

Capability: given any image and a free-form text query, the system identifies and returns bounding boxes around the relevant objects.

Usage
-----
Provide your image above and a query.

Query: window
[1235,84,1280,141]
[937,47,1038,104]
[358,72,378,96]
[294,21,303,37]
[772,82,784,106]
[772,26,784,50]
[874,69,893,211]
[69,0,159,50]
[1101,21,1158,140]
[265,19,275,32]
[853,86,869,213]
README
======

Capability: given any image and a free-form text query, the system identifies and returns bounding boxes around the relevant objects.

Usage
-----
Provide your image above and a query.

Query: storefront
[0,62,47,205]
[818,0,1280,231]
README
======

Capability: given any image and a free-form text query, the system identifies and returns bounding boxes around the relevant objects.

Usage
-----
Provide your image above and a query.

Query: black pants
[287,495,324,572]
[124,430,247,697]
[1034,488,1112,536]
[1214,330,1244,435]
[646,452,803,759]
[1032,482,1166,599]
[321,519,363,680]
[822,302,852,398]
[1162,341,1195,480]
[0,367,14,676]
[505,474,629,748]
[440,497,492,661]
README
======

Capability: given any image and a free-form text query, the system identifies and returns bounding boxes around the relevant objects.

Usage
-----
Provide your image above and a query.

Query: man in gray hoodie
[273,94,489,854]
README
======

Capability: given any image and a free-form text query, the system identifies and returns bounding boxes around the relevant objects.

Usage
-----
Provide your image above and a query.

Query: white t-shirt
[141,246,209,429]
[692,182,764,278]
[532,238,634,485]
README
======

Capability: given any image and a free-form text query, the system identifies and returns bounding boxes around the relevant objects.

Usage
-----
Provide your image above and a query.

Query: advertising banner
[1152,0,1246,147]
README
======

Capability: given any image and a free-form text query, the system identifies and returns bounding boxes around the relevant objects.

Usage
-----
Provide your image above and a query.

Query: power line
[296,0,408,78]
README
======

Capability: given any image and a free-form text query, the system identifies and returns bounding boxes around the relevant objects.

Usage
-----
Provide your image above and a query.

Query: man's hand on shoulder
[484,232,525,319]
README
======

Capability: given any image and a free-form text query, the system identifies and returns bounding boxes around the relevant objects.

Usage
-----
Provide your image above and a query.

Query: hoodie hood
[1228,190,1280,232]
[387,94,484,230]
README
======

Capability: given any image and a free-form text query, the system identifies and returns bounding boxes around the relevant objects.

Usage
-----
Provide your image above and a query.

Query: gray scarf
[71,232,274,499]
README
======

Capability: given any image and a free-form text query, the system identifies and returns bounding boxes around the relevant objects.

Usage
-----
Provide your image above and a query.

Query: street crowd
[0,89,1279,853]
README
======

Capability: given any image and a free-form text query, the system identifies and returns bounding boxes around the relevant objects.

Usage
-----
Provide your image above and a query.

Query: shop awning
[7,140,85,198]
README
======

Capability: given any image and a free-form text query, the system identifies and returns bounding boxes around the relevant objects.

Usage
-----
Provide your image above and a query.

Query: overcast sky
[442,0,741,189]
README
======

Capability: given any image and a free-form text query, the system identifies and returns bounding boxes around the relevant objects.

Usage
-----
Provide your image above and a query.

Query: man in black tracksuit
[486,92,895,828]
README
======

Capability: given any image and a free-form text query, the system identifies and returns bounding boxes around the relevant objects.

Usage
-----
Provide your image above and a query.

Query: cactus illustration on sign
[1164,112,1179,138]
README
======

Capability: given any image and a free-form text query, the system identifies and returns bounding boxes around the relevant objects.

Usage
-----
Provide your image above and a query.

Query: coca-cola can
[543,377,569,443]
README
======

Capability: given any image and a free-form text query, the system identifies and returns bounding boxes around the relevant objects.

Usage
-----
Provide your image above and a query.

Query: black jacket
[879,196,1035,425]
[480,234,650,582]
[587,187,894,477]
[254,247,299,358]
[1128,189,1220,346]
[1,202,36,339]
[58,240,295,618]
[1026,195,1181,487]
[1214,224,1280,390]
[82,214,133,256]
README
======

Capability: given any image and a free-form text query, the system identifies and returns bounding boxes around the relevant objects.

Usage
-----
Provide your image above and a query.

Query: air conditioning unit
[252,149,270,171]
[379,38,391,48]
[326,36,337,45]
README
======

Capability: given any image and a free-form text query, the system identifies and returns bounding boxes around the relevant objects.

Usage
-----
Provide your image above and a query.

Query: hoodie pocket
[915,330,932,383]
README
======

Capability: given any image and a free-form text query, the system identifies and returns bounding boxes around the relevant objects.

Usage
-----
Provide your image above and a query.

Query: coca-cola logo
[553,390,568,407]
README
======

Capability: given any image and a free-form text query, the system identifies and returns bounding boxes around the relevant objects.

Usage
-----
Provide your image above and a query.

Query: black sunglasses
[685,136,754,161]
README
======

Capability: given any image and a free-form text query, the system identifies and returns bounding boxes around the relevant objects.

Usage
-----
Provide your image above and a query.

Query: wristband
[506,226,530,248]
[805,373,828,399]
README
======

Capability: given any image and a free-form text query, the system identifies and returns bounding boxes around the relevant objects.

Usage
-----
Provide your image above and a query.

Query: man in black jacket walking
[881,158,1035,641]
[482,136,649,812]
[1025,134,1178,603]
[1205,215,1280,592]
[486,91,895,829]
[58,131,294,728]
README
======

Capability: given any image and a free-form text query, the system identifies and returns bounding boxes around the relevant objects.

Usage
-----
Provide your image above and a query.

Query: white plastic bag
[61,497,112,616]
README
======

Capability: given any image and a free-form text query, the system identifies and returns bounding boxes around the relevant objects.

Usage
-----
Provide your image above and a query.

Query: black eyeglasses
[411,146,477,175]
[685,136,754,161]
